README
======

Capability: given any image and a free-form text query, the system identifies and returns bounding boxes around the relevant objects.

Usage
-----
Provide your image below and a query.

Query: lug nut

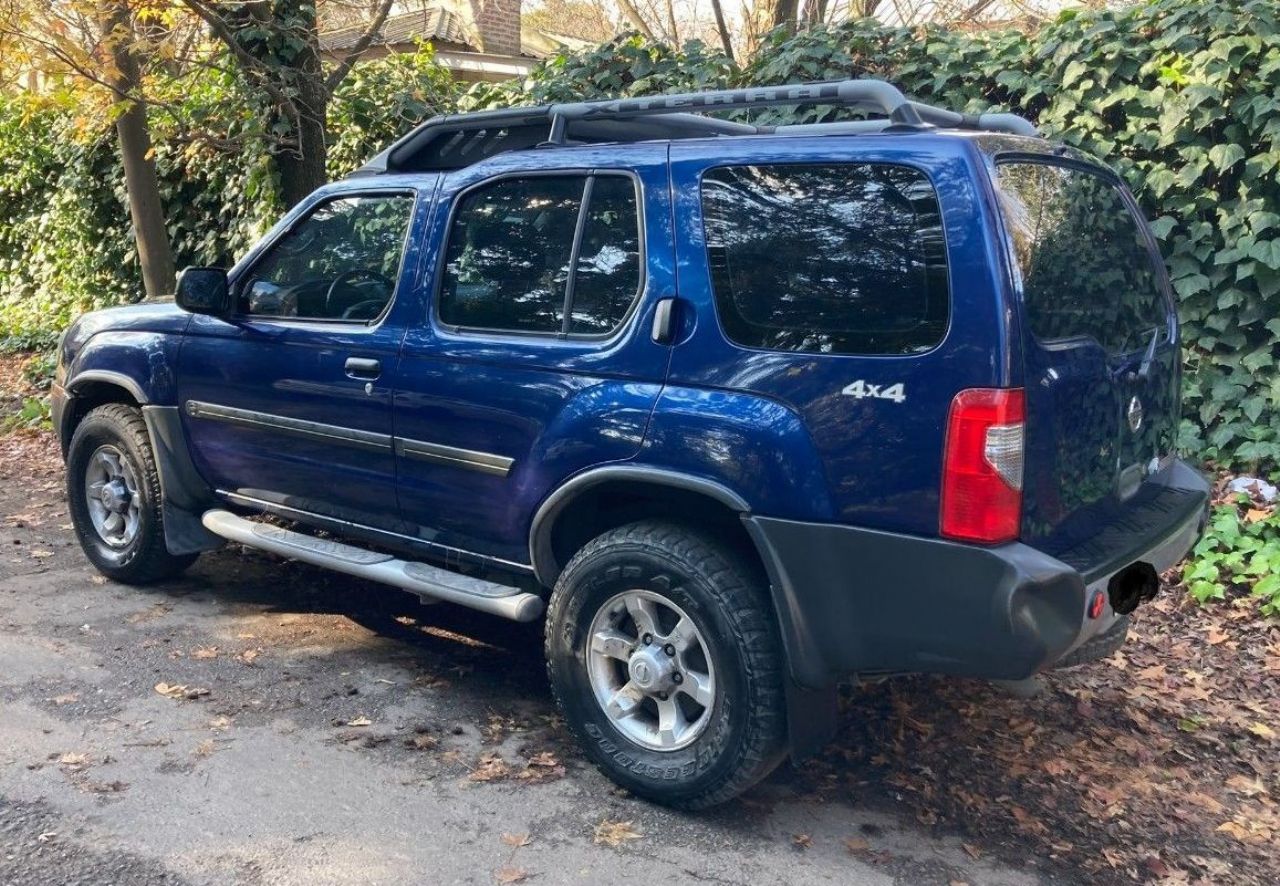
[663,643,675,656]
[642,633,653,645]
[672,672,683,684]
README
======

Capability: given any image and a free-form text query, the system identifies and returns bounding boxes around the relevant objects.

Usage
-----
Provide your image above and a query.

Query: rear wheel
[545,520,786,809]
[67,404,197,584]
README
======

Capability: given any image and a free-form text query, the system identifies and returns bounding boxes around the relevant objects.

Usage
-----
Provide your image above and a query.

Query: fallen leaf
[37,832,56,843]
[593,819,642,847]
[404,734,437,751]
[193,739,217,758]
[58,752,89,768]
[1225,775,1266,797]
[792,833,813,849]
[844,836,870,854]
[1247,722,1275,740]
[495,867,527,884]
[346,716,372,727]
[961,842,982,860]
[501,833,531,848]
[30,549,54,559]
[154,683,209,700]
[81,779,128,794]
[470,753,510,782]
[50,693,78,705]
[191,646,219,660]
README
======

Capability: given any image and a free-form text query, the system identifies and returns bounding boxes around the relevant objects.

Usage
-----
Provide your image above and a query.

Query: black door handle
[652,297,677,345]
[345,357,381,380]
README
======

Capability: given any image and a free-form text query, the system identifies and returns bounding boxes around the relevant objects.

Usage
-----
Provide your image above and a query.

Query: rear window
[701,164,949,356]
[994,161,1168,352]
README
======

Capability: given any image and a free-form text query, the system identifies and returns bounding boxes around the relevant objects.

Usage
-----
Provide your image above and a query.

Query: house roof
[320,7,472,53]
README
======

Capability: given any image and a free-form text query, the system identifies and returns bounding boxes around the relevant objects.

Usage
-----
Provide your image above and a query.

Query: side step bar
[201,509,543,622]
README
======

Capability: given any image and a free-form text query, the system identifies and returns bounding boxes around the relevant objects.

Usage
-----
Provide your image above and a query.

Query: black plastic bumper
[745,460,1210,689]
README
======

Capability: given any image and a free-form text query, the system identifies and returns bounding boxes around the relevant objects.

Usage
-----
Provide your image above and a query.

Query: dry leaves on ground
[154,682,210,701]
[800,577,1280,885]
[593,819,642,847]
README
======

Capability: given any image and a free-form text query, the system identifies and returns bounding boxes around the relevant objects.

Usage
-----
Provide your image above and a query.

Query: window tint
[439,176,584,333]
[701,164,948,356]
[439,174,642,336]
[568,177,642,334]
[240,194,414,321]
[994,162,1168,352]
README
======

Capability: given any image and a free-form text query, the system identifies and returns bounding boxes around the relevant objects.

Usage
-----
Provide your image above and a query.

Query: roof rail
[356,78,1037,175]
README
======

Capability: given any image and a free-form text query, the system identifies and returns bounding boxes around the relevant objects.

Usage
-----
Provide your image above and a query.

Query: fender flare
[528,464,750,589]
[65,369,150,404]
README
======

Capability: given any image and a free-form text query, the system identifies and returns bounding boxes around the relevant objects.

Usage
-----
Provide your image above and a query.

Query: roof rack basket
[358,78,1037,175]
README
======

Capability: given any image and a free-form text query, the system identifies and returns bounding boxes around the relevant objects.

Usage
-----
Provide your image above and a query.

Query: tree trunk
[103,3,176,297]
[275,71,330,208]
[710,0,735,61]
[772,0,800,30]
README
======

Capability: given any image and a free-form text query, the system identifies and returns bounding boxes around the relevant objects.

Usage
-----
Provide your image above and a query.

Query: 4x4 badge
[1127,396,1144,432]
[842,380,906,403]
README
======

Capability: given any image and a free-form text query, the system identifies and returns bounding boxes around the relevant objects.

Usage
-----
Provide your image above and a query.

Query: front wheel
[545,520,787,809]
[67,403,197,584]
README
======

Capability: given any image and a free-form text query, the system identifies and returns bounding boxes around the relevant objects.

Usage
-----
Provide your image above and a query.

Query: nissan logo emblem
[1127,396,1144,432]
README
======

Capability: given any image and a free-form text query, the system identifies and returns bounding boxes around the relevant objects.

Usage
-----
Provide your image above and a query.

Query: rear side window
[439,174,642,335]
[994,162,1168,352]
[701,164,949,356]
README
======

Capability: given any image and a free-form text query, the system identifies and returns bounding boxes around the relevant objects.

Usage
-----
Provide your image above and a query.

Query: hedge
[0,0,1276,472]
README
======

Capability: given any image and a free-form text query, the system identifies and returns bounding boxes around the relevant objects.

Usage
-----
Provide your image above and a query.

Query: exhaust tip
[1107,562,1159,615]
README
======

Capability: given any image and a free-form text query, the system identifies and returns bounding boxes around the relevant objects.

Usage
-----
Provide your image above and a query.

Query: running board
[201,509,543,622]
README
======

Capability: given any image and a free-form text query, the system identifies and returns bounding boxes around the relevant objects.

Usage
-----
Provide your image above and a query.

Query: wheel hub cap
[100,479,131,513]
[627,647,674,693]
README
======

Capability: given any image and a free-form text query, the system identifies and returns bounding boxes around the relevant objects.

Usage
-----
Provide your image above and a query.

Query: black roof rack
[354,78,1037,175]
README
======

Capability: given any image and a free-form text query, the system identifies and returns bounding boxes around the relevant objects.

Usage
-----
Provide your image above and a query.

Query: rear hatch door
[992,156,1184,566]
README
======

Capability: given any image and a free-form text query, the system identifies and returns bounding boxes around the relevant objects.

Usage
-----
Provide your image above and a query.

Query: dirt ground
[0,420,1276,885]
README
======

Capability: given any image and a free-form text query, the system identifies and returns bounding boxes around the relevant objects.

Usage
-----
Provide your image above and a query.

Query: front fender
[64,329,184,406]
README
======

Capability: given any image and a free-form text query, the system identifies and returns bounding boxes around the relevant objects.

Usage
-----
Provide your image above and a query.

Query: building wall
[467,0,522,55]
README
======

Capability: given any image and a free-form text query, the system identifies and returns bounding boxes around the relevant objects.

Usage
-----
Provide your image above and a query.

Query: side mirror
[175,267,230,316]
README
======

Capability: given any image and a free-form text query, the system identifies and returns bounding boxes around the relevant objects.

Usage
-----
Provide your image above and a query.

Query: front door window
[238,193,416,322]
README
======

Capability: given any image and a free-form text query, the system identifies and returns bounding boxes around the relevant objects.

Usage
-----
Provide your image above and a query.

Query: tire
[66,403,198,584]
[545,519,787,809]
[1052,615,1130,669]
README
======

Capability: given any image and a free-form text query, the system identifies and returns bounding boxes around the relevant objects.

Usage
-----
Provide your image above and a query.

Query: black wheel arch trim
[65,369,149,405]
[528,464,751,589]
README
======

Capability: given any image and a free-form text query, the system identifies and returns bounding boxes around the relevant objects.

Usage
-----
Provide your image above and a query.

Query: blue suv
[52,80,1209,808]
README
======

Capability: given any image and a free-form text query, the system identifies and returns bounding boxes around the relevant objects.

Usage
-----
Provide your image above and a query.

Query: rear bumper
[745,459,1210,689]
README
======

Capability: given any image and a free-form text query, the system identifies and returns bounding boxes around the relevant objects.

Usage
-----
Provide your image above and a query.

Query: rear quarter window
[700,163,949,356]
[994,161,1169,352]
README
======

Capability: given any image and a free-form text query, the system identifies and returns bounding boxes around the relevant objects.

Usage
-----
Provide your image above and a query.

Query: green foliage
[0,395,51,432]
[0,0,1278,474]
[1184,498,1280,616]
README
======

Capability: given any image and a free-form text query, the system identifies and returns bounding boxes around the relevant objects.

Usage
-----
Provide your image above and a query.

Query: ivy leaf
[1208,144,1247,172]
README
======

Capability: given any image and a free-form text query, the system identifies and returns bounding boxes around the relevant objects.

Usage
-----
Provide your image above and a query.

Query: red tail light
[940,388,1025,544]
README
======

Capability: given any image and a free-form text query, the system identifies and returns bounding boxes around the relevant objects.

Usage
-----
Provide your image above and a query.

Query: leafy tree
[179,0,395,207]
[0,0,179,296]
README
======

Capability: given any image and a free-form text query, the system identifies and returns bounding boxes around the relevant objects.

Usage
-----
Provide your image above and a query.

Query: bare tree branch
[616,0,656,39]
[324,0,395,93]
